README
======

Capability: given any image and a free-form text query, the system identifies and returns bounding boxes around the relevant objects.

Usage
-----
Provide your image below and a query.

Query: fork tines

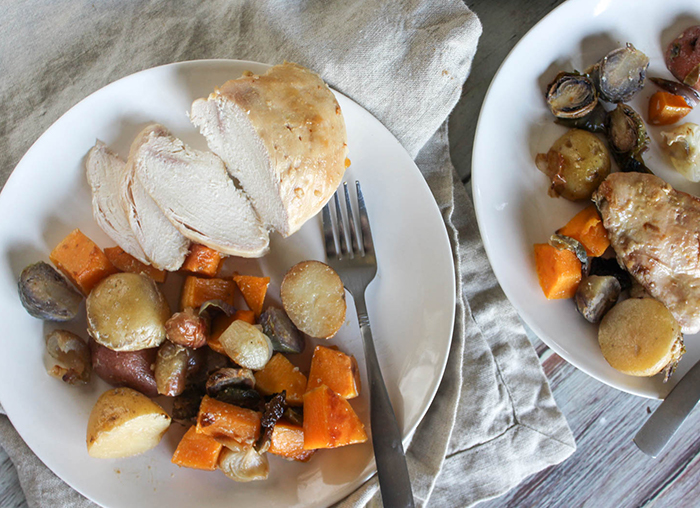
[322,181,374,260]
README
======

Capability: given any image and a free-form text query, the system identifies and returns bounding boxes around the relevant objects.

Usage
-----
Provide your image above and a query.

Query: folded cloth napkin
[0,0,576,506]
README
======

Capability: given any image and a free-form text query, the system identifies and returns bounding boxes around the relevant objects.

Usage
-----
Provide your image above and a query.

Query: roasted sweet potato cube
[49,229,118,295]
[233,274,270,317]
[196,395,261,447]
[306,345,361,399]
[233,309,256,325]
[303,385,367,450]
[255,353,307,406]
[180,276,235,310]
[171,426,222,470]
[180,244,223,278]
[269,421,315,462]
[104,246,166,283]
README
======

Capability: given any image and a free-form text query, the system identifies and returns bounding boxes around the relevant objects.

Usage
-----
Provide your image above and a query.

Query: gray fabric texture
[0,0,576,507]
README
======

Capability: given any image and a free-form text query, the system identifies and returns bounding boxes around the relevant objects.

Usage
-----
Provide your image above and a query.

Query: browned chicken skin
[593,172,700,334]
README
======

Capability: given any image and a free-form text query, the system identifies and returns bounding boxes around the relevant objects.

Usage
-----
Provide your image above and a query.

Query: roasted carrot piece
[171,426,222,470]
[49,229,118,295]
[303,385,367,450]
[534,243,582,299]
[233,274,270,317]
[306,345,361,399]
[104,246,167,283]
[180,244,223,278]
[269,421,315,462]
[208,313,236,355]
[557,204,610,257]
[196,396,261,447]
[180,276,235,310]
[233,309,256,325]
[254,353,308,406]
[648,91,692,126]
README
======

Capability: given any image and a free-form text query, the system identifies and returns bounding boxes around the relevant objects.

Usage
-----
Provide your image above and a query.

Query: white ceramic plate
[0,60,455,507]
[473,0,700,399]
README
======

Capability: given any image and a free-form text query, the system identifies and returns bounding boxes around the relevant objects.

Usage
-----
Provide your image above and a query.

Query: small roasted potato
[86,387,171,458]
[90,338,158,397]
[46,330,91,384]
[87,273,170,351]
[165,307,208,349]
[280,261,346,339]
[218,442,269,482]
[259,307,305,354]
[18,262,83,321]
[155,341,190,397]
[599,298,684,378]
[219,321,273,370]
[535,129,611,201]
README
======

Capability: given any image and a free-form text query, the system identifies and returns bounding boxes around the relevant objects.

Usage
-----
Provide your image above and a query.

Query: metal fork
[322,181,415,508]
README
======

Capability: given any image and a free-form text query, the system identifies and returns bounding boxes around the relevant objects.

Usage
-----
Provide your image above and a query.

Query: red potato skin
[665,25,700,90]
[89,338,158,397]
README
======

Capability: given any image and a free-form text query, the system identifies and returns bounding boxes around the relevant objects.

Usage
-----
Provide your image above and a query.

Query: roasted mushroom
[256,392,287,454]
[546,72,598,119]
[213,386,264,412]
[18,262,82,321]
[172,387,205,422]
[198,299,236,320]
[259,307,305,354]
[590,43,649,103]
[206,367,256,396]
[605,104,652,173]
[575,275,621,323]
[46,330,91,384]
[589,257,632,291]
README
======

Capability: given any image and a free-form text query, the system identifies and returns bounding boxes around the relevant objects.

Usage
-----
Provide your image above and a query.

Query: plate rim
[0,58,457,505]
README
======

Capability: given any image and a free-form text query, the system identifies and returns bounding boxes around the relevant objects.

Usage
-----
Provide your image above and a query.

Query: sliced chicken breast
[132,130,269,257]
[85,142,148,263]
[190,62,347,237]
[594,172,700,334]
[122,125,190,271]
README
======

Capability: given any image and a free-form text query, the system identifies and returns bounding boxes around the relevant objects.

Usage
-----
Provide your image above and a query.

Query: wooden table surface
[2,1,699,507]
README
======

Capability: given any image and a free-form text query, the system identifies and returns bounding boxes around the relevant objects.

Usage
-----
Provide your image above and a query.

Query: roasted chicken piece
[593,172,700,333]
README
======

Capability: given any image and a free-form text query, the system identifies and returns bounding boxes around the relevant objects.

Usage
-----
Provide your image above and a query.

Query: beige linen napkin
[0,0,576,506]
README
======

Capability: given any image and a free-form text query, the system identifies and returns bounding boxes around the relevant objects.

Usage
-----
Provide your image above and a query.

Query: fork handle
[355,294,415,508]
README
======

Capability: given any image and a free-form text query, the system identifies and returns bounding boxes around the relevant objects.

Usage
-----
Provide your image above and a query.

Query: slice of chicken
[85,142,149,263]
[132,129,269,258]
[122,125,190,271]
[594,172,700,334]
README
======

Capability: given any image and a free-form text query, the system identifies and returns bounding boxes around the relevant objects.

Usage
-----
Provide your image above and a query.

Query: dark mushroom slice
[575,275,621,323]
[18,262,83,321]
[259,307,305,354]
[172,386,205,422]
[256,392,287,454]
[589,257,632,291]
[198,299,236,320]
[206,367,256,397]
[548,234,590,273]
[650,77,700,108]
[214,386,264,412]
[605,104,652,174]
[46,330,91,384]
[555,102,607,133]
[590,43,649,103]
[546,72,598,119]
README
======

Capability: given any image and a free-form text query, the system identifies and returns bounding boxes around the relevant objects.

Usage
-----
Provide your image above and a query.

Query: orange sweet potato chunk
[303,385,367,450]
[534,244,582,300]
[233,309,256,325]
[171,426,222,470]
[180,276,235,310]
[180,244,223,278]
[254,353,308,406]
[196,396,261,447]
[208,314,236,355]
[269,421,315,462]
[306,345,361,399]
[49,229,118,295]
[557,204,610,257]
[104,246,166,283]
[233,274,270,317]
